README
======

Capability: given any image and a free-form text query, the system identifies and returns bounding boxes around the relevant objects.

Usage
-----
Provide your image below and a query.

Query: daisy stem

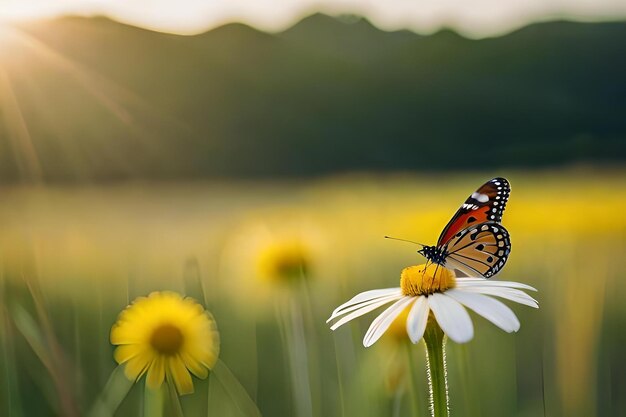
[423,323,449,417]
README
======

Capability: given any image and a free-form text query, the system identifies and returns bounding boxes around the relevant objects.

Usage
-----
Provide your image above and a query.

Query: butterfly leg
[430,262,441,294]
[421,259,432,281]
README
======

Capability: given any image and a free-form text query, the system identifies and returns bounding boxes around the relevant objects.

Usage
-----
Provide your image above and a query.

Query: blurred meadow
[1,1,626,416]
[1,171,626,416]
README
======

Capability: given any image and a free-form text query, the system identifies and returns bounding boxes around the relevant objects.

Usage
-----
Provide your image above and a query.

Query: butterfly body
[419,245,448,265]
[417,178,512,279]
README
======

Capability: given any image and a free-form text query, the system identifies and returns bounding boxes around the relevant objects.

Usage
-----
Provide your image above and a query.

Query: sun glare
[0,20,17,50]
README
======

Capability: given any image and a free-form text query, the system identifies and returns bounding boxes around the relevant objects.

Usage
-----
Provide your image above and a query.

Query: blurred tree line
[1,13,625,182]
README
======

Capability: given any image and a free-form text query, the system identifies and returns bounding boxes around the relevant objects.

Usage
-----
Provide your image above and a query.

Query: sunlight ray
[12,27,191,131]
[0,25,195,179]
[0,64,42,181]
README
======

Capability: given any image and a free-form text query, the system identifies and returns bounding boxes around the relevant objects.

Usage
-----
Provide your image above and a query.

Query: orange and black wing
[436,177,510,247]
[443,222,511,278]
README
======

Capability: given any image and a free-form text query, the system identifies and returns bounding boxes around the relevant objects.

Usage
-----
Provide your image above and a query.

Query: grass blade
[87,365,134,417]
[212,359,262,417]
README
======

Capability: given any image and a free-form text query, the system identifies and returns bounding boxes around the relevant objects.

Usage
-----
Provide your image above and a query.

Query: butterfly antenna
[384,236,425,247]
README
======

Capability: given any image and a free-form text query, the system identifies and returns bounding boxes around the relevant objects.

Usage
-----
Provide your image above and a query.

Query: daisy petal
[363,297,415,347]
[327,294,404,323]
[328,288,402,320]
[110,323,143,345]
[146,356,166,390]
[113,344,143,364]
[455,278,537,291]
[330,294,404,331]
[181,350,209,379]
[446,289,520,333]
[456,286,538,308]
[169,356,194,395]
[124,352,152,381]
[406,296,429,344]
[427,293,474,343]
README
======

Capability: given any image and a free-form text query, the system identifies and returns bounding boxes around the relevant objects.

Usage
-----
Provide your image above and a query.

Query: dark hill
[0,15,624,182]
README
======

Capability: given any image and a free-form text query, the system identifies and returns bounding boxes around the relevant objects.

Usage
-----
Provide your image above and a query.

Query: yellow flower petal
[113,344,143,364]
[146,356,166,390]
[110,324,136,345]
[169,356,194,395]
[180,351,208,379]
[124,353,152,381]
[190,346,219,370]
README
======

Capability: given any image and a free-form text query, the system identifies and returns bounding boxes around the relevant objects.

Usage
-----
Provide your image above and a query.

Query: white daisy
[327,263,538,346]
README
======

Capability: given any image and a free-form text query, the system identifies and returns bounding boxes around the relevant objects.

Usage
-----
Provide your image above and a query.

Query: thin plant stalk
[87,365,133,417]
[423,322,449,417]
[144,383,164,417]
[406,343,423,417]
[277,298,313,417]
[166,377,185,417]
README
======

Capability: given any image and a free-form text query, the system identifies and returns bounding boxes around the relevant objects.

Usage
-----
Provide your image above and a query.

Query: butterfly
[416,177,511,278]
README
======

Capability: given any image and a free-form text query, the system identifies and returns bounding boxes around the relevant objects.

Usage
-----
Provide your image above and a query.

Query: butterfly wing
[443,222,511,278]
[436,177,510,247]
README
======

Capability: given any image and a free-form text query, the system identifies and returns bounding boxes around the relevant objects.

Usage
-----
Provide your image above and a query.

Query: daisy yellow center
[400,264,456,296]
[150,323,184,355]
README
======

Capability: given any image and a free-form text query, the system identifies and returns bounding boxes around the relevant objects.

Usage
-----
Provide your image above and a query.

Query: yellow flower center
[400,263,456,296]
[258,242,310,282]
[150,323,184,355]
[273,251,308,279]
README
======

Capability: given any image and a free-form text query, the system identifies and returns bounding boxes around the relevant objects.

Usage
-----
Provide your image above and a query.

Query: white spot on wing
[471,192,490,203]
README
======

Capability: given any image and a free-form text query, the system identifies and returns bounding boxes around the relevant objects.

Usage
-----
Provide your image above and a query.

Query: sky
[0,0,624,37]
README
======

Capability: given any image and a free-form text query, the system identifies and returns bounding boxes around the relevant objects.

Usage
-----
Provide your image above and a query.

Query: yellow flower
[220,218,326,314]
[256,239,311,283]
[110,292,220,395]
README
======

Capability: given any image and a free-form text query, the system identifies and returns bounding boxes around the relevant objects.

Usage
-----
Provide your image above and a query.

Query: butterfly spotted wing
[436,177,510,247]
[443,222,511,278]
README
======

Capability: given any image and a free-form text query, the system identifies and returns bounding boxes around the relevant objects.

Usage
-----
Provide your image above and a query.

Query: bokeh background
[0,1,625,416]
